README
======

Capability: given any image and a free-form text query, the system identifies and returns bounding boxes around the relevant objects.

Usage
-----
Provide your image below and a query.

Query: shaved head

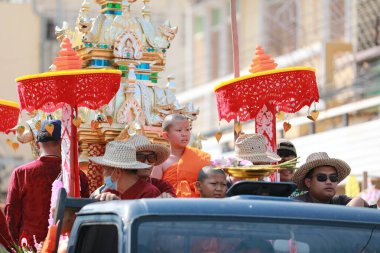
[196,165,227,198]
[197,166,226,182]
[162,114,188,132]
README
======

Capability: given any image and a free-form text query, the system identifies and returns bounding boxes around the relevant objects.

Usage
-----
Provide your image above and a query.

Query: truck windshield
[134,218,380,253]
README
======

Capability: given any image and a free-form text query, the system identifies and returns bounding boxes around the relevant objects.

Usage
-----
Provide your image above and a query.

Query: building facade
[0,0,379,200]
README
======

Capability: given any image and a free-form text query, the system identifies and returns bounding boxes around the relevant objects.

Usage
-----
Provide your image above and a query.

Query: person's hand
[94,192,120,201]
[157,192,174,198]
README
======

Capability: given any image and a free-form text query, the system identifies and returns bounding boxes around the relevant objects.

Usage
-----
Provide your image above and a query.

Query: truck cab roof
[78,197,380,225]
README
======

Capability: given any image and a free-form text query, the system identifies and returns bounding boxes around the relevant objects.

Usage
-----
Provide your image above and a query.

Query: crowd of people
[0,113,376,252]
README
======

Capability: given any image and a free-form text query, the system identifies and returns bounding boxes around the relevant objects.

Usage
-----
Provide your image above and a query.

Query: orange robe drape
[163,146,211,197]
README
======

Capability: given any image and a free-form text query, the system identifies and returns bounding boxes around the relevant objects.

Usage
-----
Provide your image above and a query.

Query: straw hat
[293,152,351,191]
[89,141,151,169]
[235,134,281,163]
[126,135,170,166]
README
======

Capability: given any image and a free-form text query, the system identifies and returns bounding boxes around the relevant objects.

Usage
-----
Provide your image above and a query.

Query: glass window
[211,8,221,27]
[75,224,118,253]
[195,16,205,34]
[357,0,380,51]
[134,218,380,253]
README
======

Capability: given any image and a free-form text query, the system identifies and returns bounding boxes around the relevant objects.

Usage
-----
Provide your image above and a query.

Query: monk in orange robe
[151,114,210,197]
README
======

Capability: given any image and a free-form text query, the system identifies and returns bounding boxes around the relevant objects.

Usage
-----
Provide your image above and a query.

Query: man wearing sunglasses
[293,152,368,207]
[129,135,176,198]
[90,135,176,199]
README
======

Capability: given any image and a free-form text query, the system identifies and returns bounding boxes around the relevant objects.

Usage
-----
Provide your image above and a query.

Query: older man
[127,135,176,197]
[293,152,368,207]
[91,135,175,198]
[277,140,297,182]
[90,141,161,201]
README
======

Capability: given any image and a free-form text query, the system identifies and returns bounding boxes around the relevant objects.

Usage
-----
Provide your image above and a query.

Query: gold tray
[223,167,277,179]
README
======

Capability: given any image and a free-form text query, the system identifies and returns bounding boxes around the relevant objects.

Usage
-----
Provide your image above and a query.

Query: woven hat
[277,140,297,157]
[293,152,351,191]
[89,141,151,169]
[126,135,170,166]
[235,134,281,163]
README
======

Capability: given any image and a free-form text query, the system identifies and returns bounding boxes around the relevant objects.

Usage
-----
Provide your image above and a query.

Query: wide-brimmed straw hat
[126,135,170,166]
[89,141,151,169]
[293,152,351,190]
[235,134,281,163]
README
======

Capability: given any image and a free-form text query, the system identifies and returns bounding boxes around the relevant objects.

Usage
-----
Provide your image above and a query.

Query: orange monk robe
[163,146,211,197]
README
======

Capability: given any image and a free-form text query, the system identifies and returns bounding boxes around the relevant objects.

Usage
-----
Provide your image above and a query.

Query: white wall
[292,119,380,178]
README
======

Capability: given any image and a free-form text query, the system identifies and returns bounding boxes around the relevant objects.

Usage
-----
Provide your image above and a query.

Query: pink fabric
[5,156,89,248]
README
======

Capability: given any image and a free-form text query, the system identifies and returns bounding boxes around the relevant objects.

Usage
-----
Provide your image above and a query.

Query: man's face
[135,151,156,179]
[305,166,338,202]
[196,174,227,198]
[279,168,295,182]
[279,155,296,182]
[163,120,191,148]
[136,151,158,166]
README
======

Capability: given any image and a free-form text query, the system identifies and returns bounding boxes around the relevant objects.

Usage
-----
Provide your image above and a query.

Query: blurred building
[0,0,379,200]
[174,0,380,180]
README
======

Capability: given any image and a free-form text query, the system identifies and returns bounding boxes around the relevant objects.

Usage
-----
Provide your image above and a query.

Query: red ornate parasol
[0,99,19,133]
[17,70,121,113]
[214,67,319,123]
[214,46,319,159]
[16,38,121,197]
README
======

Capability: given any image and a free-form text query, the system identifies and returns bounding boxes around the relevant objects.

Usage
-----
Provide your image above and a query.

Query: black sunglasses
[314,173,338,183]
[136,153,157,164]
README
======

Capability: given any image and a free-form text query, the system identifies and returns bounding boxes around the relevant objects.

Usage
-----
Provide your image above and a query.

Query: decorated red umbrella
[214,45,319,153]
[0,99,19,133]
[16,38,121,197]
[0,99,20,151]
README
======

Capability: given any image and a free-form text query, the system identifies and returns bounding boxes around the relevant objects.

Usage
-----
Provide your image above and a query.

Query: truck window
[75,224,118,253]
[133,218,380,253]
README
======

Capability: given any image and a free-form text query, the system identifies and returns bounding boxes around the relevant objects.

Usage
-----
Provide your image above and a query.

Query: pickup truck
[65,196,380,253]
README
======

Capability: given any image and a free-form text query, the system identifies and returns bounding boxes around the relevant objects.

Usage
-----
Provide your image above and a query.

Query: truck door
[67,214,124,253]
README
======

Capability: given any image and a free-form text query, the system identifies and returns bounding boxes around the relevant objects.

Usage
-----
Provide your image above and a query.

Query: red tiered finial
[249,45,278,73]
[53,38,83,70]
